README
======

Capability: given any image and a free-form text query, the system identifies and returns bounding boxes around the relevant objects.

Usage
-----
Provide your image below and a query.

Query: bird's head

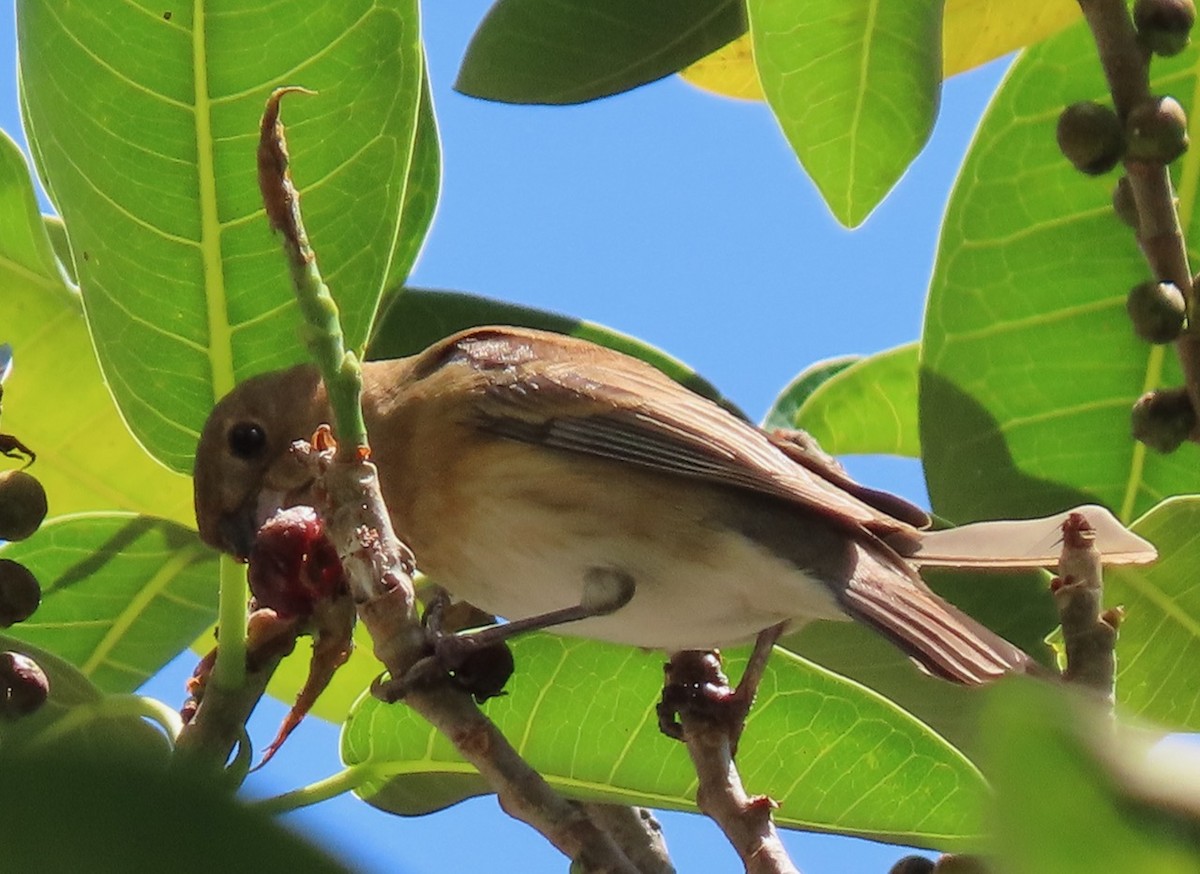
[193,364,327,559]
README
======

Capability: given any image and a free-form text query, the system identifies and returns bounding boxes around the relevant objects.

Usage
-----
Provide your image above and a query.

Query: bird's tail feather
[840,546,1037,685]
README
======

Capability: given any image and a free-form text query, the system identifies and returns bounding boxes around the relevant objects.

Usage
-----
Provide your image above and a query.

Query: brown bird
[193,326,1156,685]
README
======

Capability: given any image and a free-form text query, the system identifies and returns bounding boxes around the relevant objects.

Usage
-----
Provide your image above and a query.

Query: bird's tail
[840,544,1038,685]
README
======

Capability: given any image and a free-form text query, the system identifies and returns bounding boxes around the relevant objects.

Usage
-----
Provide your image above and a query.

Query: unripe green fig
[1135,0,1196,56]
[1056,102,1124,175]
[1126,96,1189,163]
[0,470,47,541]
[1127,280,1187,343]
[0,560,40,627]
[1131,387,1196,452]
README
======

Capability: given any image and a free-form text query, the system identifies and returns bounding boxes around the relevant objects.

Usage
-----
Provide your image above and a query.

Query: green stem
[252,762,377,814]
[30,693,184,750]
[214,553,247,689]
[258,87,367,454]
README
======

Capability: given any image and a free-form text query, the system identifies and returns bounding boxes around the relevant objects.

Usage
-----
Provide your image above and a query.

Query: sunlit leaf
[1107,497,1200,730]
[762,355,859,431]
[17,0,429,472]
[747,0,942,226]
[920,22,1200,526]
[768,343,920,457]
[0,514,217,693]
[681,0,1081,100]
[344,636,987,847]
[0,129,192,525]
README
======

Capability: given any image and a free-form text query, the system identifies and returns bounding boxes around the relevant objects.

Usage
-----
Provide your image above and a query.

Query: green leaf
[779,342,920,457]
[369,287,744,418]
[0,744,352,873]
[748,0,942,227]
[1106,497,1200,730]
[0,129,193,526]
[762,355,859,431]
[0,635,170,758]
[455,0,745,104]
[982,681,1200,873]
[0,514,217,693]
[920,22,1200,526]
[17,0,428,473]
[682,0,1081,99]
[343,636,987,847]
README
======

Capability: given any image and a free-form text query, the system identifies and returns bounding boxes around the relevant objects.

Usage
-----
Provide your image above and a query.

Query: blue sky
[1,3,1010,871]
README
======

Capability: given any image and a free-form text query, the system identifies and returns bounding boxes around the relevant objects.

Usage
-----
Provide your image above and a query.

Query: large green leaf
[921,22,1200,526]
[982,681,1200,873]
[0,514,217,693]
[0,129,193,525]
[17,0,428,473]
[1107,497,1200,730]
[455,0,744,104]
[748,0,942,227]
[343,636,987,847]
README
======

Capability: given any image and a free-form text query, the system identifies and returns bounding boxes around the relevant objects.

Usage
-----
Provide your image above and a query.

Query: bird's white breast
[409,440,849,651]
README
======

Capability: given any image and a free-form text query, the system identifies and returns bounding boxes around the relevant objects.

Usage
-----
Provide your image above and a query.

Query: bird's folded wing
[905,505,1157,568]
[451,328,927,541]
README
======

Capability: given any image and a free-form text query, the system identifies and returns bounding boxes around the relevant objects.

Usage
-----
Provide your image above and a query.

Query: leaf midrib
[192,0,234,401]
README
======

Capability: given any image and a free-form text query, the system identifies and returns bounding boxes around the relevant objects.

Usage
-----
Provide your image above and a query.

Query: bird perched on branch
[193,326,1155,685]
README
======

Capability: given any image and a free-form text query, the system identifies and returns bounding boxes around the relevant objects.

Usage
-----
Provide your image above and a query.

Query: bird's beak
[217,502,259,560]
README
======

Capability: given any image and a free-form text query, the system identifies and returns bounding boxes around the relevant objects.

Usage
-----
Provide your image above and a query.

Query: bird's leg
[374,568,636,703]
[657,622,785,754]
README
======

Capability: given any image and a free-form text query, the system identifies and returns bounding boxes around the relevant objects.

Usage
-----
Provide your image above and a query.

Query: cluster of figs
[0,458,49,720]
[1055,0,1198,452]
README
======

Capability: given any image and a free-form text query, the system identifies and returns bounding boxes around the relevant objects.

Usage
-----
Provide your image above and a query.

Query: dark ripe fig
[1131,387,1196,452]
[1135,0,1196,56]
[1112,176,1139,229]
[0,651,49,719]
[247,506,346,618]
[1126,96,1189,164]
[1056,102,1124,175]
[0,559,41,626]
[889,856,935,874]
[1127,280,1187,342]
[0,469,47,541]
[933,856,990,874]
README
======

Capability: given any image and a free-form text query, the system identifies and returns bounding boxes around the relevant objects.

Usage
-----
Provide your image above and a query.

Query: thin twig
[582,804,676,874]
[665,643,799,874]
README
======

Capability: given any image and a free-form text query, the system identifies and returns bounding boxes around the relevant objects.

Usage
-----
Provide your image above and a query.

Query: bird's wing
[437,327,928,542]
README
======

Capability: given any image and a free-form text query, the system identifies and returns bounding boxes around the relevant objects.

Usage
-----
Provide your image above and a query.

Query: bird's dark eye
[228,422,267,459]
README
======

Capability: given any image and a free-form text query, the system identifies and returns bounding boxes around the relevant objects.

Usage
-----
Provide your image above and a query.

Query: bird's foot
[373,570,636,704]
[371,589,515,704]
[656,623,786,754]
